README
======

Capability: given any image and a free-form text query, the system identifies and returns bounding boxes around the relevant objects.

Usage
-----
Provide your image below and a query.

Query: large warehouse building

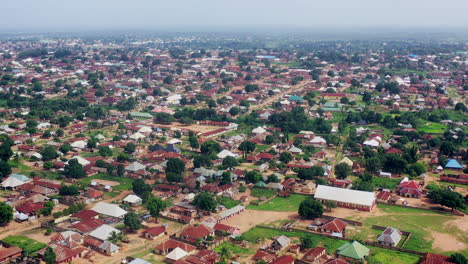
[314,185,376,211]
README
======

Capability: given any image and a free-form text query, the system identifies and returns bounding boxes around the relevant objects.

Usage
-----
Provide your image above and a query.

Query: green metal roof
[337,241,370,260]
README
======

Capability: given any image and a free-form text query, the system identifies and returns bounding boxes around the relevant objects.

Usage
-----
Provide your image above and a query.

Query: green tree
[222,156,238,169]
[145,196,167,222]
[63,159,86,179]
[335,162,351,179]
[43,247,56,264]
[0,161,12,178]
[301,236,315,249]
[298,197,324,219]
[99,146,113,157]
[124,142,136,153]
[59,185,80,196]
[297,166,324,180]
[245,171,262,184]
[0,202,13,225]
[428,189,465,211]
[279,152,293,164]
[59,144,71,154]
[193,192,217,212]
[40,146,59,161]
[219,246,232,262]
[201,140,221,155]
[132,179,152,197]
[238,141,256,158]
[221,171,232,185]
[124,212,142,231]
[0,143,13,162]
[166,172,184,183]
[117,164,125,177]
[166,158,185,175]
[450,253,467,264]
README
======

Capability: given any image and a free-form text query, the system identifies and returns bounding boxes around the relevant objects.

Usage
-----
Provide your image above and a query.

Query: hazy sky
[1,0,468,31]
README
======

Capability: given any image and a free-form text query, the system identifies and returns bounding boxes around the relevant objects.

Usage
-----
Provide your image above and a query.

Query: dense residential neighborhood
[0,31,466,264]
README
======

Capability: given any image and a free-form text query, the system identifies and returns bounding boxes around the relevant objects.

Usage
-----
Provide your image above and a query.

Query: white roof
[130,132,145,140]
[2,177,25,188]
[126,161,146,172]
[314,185,376,207]
[129,258,152,264]
[138,126,153,133]
[92,202,127,218]
[167,138,182,144]
[67,156,90,166]
[252,126,267,134]
[165,247,188,260]
[123,194,142,204]
[217,149,238,159]
[363,139,379,147]
[89,224,121,241]
[71,140,87,149]
[310,136,326,144]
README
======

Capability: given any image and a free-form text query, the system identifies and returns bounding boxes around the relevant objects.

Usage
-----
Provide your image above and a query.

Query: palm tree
[219,246,232,262]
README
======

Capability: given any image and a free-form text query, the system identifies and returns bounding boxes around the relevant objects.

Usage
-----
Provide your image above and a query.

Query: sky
[1,0,468,31]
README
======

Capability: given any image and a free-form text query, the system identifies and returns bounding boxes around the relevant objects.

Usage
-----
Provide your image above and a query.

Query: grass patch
[250,187,276,199]
[3,235,47,255]
[417,123,447,134]
[247,194,306,212]
[242,226,420,263]
[217,196,241,209]
[79,173,135,191]
[214,242,255,256]
[372,177,401,189]
[8,159,32,172]
[347,204,466,254]
[255,145,270,152]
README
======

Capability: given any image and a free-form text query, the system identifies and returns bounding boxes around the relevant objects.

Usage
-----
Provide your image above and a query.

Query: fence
[377,201,465,216]
[371,225,412,249]
[249,193,278,206]
[255,225,426,257]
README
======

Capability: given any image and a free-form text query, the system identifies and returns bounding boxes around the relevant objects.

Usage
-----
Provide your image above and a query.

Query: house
[38,243,81,264]
[15,201,44,217]
[144,226,166,240]
[71,210,99,221]
[420,253,457,264]
[337,241,369,261]
[445,159,463,170]
[89,224,121,241]
[129,258,152,264]
[376,190,392,202]
[303,247,328,263]
[180,224,214,243]
[166,247,188,263]
[252,250,277,263]
[377,227,402,247]
[324,259,350,264]
[314,185,376,211]
[70,218,105,233]
[0,243,22,263]
[155,239,196,255]
[84,189,104,203]
[271,235,291,251]
[123,194,143,206]
[320,218,348,237]
[270,255,296,264]
[98,241,120,256]
[397,180,423,198]
[91,201,127,218]
[213,223,240,235]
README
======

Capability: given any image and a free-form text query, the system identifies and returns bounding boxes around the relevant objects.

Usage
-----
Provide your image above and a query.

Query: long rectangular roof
[314,185,375,207]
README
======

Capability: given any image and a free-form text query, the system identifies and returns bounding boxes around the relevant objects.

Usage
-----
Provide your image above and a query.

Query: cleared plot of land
[242,226,421,264]
[343,204,468,255]
[223,209,295,233]
[247,194,307,212]
[79,173,135,191]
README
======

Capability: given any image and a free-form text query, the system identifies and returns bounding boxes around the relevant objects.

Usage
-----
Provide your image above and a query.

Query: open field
[417,122,447,134]
[249,187,276,199]
[344,204,468,255]
[242,226,421,264]
[247,194,307,212]
[79,173,135,191]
